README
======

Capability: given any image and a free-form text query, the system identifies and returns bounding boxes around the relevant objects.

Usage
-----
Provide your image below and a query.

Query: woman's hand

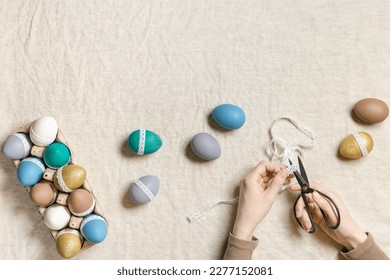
[289,182,367,250]
[232,161,290,241]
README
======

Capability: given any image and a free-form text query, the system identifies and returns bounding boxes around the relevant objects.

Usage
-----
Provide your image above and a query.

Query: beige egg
[30,181,57,207]
[54,164,86,193]
[56,229,83,259]
[68,188,95,217]
[354,98,389,124]
[339,132,374,159]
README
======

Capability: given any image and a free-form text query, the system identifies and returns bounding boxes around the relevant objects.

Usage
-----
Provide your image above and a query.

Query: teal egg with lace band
[128,129,162,155]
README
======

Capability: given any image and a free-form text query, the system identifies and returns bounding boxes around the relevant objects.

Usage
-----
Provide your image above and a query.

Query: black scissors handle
[293,189,341,233]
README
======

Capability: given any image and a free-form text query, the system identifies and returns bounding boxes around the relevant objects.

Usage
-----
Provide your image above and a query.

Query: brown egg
[339,132,374,159]
[354,98,389,123]
[54,164,86,193]
[68,188,95,217]
[30,181,57,207]
[56,228,83,259]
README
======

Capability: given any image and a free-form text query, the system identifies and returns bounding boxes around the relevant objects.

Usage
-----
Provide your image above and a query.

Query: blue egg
[212,104,246,130]
[80,214,108,244]
[17,157,45,186]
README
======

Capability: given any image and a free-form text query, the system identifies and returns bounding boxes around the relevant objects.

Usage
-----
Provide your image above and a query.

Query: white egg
[44,204,71,230]
[29,116,58,146]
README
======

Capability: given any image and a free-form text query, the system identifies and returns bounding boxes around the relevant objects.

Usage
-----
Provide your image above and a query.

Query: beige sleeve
[223,232,259,260]
[341,233,389,260]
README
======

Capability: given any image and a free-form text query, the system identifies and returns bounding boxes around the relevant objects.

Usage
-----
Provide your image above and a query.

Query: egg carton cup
[10,123,107,252]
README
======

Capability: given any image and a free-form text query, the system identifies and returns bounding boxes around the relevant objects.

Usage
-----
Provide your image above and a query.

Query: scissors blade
[289,158,308,188]
[293,169,308,188]
[297,156,309,185]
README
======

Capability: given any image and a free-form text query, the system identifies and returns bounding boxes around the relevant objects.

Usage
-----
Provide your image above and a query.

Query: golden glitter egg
[56,228,83,259]
[54,164,86,193]
[339,132,374,159]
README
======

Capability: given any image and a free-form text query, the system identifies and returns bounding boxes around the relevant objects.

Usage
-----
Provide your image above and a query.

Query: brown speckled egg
[354,98,389,123]
[54,164,86,193]
[30,181,57,207]
[339,132,374,159]
[68,189,95,217]
[56,228,83,259]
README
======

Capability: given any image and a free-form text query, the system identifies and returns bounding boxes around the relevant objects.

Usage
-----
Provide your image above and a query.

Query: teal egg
[212,104,246,130]
[43,142,71,169]
[128,129,162,155]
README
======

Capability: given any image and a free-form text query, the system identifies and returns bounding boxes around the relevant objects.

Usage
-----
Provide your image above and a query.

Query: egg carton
[9,123,107,254]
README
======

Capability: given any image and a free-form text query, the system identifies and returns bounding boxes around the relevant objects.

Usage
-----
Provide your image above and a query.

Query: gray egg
[129,175,159,204]
[2,133,32,160]
[191,132,221,160]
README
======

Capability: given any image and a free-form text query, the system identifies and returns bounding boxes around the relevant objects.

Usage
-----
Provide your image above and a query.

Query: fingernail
[313,191,320,198]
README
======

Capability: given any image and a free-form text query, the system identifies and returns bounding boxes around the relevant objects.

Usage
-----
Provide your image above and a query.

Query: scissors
[289,156,341,233]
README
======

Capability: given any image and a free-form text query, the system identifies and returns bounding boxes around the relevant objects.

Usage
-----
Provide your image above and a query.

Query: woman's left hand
[232,161,290,241]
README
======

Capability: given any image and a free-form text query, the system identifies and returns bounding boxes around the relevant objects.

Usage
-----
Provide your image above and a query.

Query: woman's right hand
[289,182,367,251]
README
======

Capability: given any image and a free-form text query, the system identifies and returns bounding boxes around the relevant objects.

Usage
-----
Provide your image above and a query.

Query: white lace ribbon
[265,117,316,189]
[137,129,146,155]
[56,166,72,193]
[134,179,155,201]
[187,197,238,223]
[352,132,368,157]
[15,133,31,157]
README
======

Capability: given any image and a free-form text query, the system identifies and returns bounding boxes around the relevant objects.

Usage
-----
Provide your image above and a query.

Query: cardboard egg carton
[10,123,107,253]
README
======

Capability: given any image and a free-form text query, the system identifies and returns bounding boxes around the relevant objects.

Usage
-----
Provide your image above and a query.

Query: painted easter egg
[56,229,83,259]
[30,181,58,207]
[354,98,389,124]
[339,132,374,159]
[191,132,221,160]
[44,204,71,230]
[54,164,86,193]
[129,175,159,204]
[17,157,45,186]
[128,129,162,155]
[212,104,246,130]
[43,142,71,169]
[29,116,58,146]
[80,214,108,244]
[68,188,95,217]
[2,133,32,160]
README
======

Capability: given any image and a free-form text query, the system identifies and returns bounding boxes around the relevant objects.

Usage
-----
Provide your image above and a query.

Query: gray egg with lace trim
[129,175,159,204]
[2,133,32,160]
[191,132,221,160]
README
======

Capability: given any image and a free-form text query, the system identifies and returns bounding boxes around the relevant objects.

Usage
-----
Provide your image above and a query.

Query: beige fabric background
[0,0,389,260]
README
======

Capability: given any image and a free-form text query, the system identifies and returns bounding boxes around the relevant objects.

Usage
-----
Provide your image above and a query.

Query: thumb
[266,168,288,199]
